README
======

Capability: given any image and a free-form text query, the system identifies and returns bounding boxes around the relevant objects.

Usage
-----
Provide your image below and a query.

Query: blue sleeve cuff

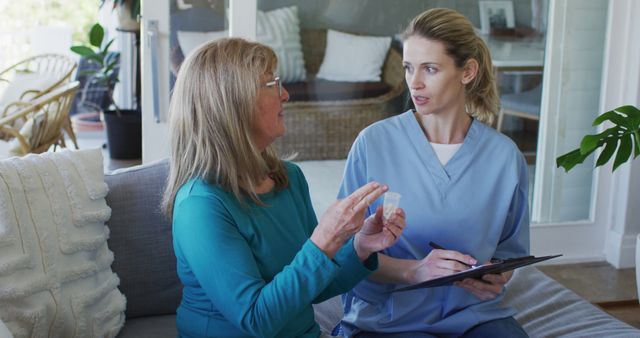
[334,238,378,275]
[303,239,341,273]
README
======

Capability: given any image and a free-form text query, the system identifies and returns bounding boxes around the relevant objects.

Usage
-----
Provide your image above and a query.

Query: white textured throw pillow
[177,6,306,83]
[257,6,306,83]
[0,149,125,337]
[316,29,392,82]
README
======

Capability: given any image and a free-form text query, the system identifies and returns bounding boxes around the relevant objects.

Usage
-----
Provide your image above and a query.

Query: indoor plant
[71,22,141,159]
[556,105,640,303]
[556,105,640,173]
[102,0,140,32]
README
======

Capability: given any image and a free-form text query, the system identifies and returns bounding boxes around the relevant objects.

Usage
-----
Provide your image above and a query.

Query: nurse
[337,8,530,338]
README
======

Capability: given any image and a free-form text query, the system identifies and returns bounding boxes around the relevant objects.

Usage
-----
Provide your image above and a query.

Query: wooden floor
[538,262,639,329]
[596,300,640,329]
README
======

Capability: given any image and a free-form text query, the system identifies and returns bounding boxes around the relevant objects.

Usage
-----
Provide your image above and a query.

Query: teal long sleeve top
[172,162,377,338]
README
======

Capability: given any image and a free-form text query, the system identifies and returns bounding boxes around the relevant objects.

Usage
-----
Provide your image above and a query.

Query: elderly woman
[161,38,406,338]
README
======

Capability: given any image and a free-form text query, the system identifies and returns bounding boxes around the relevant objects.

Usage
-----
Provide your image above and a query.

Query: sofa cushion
[116,315,177,338]
[176,30,228,58]
[316,29,391,82]
[105,158,182,319]
[285,80,391,101]
[504,267,639,336]
[0,70,58,110]
[0,149,125,337]
[257,6,307,83]
[312,267,640,336]
[175,6,306,83]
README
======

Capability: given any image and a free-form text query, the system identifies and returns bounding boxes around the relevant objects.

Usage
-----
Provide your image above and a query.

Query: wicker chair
[0,54,78,149]
[0,54,77,115]
[274,29,406,160]
[0,81,79,158]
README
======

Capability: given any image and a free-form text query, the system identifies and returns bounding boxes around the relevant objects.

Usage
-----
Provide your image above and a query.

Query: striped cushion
[257,6,306,83]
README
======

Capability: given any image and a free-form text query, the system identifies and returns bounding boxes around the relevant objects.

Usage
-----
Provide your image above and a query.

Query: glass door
[533,0,608,223]
[168,0,231,94]
[141,0,610,240]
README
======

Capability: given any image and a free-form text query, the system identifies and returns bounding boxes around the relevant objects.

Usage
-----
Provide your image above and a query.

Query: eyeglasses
[264,76,282,97]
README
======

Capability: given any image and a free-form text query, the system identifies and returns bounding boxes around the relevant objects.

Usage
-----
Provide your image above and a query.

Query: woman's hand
[311,182,387,259]
[405,248,477,284]
[354,206,406,261]
[454,270,513,301]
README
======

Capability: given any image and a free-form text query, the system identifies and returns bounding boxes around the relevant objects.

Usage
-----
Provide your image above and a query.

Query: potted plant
[102,0,141,32]
[556,104,640,303]
[71,22,141,159]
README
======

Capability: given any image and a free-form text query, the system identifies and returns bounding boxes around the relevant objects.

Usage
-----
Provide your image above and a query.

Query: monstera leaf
[556,105,640,172]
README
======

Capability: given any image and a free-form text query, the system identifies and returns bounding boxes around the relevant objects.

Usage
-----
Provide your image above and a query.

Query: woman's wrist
[402,260,421,284]
[353,234,372,262]
[310,229,341,259]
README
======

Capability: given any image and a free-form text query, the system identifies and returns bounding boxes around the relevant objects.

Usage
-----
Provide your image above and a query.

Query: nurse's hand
[311,182,388,259]
[406,248,477,284]
[454,271,513,301]
[354,205,406,261]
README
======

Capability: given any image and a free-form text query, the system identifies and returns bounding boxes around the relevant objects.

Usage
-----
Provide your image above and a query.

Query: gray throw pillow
[105,159,182,319]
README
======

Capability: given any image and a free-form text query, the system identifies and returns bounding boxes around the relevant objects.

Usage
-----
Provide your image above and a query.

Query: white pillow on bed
[316,29,391,82]
[177,6,306,83]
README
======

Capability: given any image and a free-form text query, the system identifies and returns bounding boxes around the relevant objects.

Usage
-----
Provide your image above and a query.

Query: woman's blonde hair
[402,8,499,124]
[162,38,288,218]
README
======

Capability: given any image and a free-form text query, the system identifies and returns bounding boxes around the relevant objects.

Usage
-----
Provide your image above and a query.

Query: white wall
[534,0,607,224]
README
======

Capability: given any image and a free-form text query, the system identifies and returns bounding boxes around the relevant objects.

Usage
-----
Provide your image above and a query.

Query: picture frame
[176,0,193,10]
[479,1,515,35]
[176,0,224,10]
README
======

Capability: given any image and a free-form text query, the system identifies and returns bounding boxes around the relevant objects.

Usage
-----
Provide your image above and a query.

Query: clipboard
[391,254,562,293]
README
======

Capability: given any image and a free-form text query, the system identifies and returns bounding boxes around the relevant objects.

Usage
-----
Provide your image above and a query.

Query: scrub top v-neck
[338,110,530,336]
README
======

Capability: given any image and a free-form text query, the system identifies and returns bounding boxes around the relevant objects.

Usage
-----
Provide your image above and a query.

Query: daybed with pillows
[173,6,406,160]
[0,149,638,337]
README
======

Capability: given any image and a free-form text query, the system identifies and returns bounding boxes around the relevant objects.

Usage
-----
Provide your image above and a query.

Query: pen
[428,241,477,268]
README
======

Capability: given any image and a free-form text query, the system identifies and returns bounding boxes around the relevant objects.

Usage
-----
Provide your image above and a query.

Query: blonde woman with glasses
[162,38,406,338]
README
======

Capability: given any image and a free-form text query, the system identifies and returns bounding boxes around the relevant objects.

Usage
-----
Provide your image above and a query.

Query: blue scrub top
[338,111,530,336]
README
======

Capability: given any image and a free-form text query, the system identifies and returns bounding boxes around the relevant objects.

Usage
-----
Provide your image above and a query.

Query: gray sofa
[106,159,639,338]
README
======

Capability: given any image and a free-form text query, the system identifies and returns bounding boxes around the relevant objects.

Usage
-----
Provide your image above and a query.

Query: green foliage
[100,0,140,19]
[70,23,120,113]
[556,105,640,172]
[0,0,99,69]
